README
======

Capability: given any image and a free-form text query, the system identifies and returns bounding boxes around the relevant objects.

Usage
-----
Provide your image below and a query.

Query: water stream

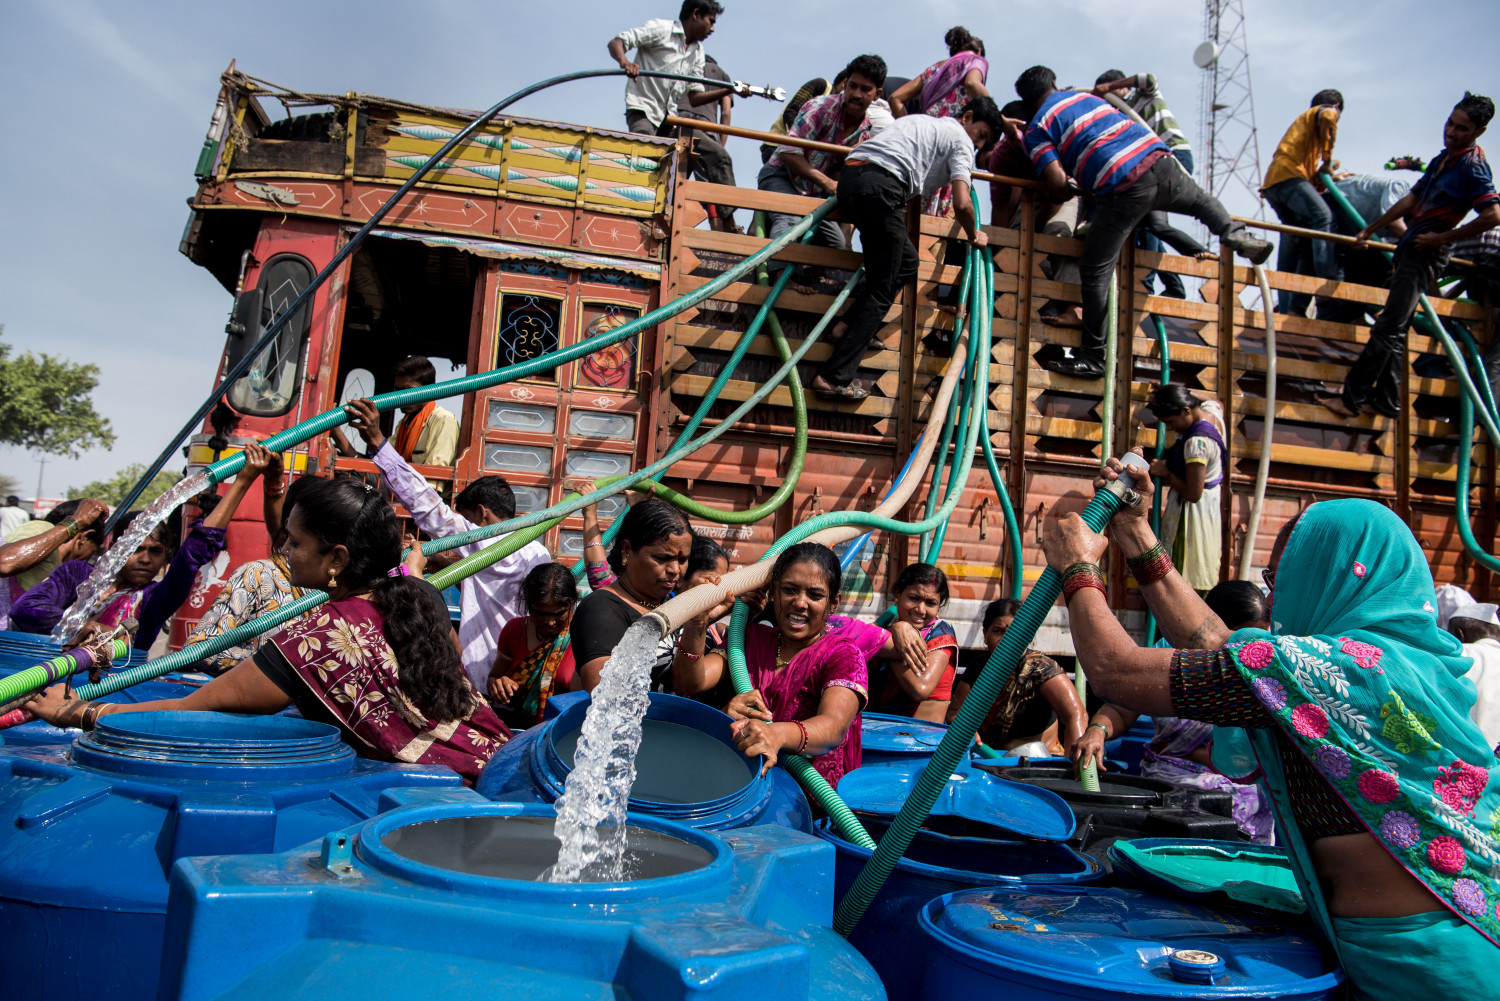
[50,471,212,643]
[545,617,662,882]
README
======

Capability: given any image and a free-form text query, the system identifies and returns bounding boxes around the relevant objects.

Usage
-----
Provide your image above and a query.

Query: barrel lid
[836,757,1075,841]
[920,885,1342,997]
[72,711,355,778]
[1108,839,1306,914]
[860,712,949,753]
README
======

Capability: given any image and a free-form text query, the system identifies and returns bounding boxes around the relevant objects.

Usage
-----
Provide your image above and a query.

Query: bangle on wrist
[62,518,80,539]
[1125,541,1173,585]
[676,649,703,661]
[791,719,809,755]
[1088,720,1111,738]
[1061,561,1106,603]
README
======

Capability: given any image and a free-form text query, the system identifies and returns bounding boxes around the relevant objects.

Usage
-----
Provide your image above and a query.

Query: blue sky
[1,0,1495,497]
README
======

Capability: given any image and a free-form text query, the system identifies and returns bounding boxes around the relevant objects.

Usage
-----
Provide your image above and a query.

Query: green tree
[68,464,182,509]
[0,327,115,457]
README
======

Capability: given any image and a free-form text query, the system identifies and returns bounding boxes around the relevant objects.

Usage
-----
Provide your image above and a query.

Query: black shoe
[1039,352,1106,379]
[1224,231,1274,266]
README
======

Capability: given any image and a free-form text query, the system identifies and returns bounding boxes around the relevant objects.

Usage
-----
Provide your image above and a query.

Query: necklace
[615,578,660,611]
[776,635,793,667]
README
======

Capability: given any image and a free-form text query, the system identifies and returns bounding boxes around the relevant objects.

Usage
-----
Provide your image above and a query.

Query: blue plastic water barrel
[917,885,1343,1000]
[820,759,1102,999]
[0,710,468,1000]
[860,711,949,764]
[1106,715,1156,774]
[159,801,887,1001]
[479,691,811,832]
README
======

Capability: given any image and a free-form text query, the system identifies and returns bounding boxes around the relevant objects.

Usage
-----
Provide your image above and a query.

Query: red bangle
[1126,542,1172,585]
[791,719,808,755]
[1062,561,1107,603]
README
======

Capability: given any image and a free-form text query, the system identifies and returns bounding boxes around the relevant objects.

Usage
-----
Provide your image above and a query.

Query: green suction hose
[832,473,1135,936]
[922,246,982,560]
[1456,341,1500,575]
[0,640,132,711]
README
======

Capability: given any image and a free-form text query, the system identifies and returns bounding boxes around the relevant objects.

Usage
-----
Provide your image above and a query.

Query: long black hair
[892,562,950,606]
[295,477,473,722]
[522,562,578,613]
[607,498,693,574]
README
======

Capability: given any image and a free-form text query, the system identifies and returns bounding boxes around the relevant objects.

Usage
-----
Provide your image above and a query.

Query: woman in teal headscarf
[1048,451,1499,1000]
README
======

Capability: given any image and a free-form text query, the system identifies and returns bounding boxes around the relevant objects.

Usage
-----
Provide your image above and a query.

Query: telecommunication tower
[1196,0,1263,214]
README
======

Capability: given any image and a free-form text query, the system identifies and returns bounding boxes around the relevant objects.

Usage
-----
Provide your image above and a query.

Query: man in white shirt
[609,1,748,231]
[0,496,29,540]
[809,97,1003,400]
[344,398,551,693]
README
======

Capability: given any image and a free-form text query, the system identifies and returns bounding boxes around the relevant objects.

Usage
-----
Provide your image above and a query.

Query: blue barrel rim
[356,801,733,901]
[72,710,356,779]
[537,693,771,819]
[860,711,950,753]
[917,886,1346,998]
[813,817,1102,886]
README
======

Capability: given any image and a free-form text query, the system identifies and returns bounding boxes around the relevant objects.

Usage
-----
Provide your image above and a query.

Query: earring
[622,555,629,569]
[328,570,338,590]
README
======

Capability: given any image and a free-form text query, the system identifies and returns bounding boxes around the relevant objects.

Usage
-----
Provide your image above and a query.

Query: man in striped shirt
[1095,70,1195,299]
[1015,65,1270,380]
[1324,92,1500,419]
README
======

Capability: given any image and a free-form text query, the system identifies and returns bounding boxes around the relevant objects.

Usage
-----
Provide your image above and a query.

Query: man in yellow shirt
[1262,90,1347,318]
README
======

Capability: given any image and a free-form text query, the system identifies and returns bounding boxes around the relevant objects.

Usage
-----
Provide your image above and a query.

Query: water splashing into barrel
[50,471,213,643]
[545,617,661,882]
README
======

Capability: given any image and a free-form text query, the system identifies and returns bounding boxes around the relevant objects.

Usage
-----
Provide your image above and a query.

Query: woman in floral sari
[888,26,990,217]
[1046,450,1498,998]
[675,543,869,788]
[29,478,509,784]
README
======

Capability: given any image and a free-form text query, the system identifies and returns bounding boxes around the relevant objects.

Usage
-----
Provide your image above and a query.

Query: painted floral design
[1434,760,1490,817]
[1339,637,1384,672]
[1352,561,1367,578]
[1452,879,1487,917]
[1313,744,1351,780]
[1291,702,1331,739]
[1379,810,1420,849]
[1238,640,1274,671]
[1357,768,1401,804]
[1427,836,1467,875]
[1251,676,1287,711]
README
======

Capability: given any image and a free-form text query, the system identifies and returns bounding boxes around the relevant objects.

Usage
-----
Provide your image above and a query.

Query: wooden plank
[681,179,825,216]
[666,325,1012,378]
[680,227,864,269]
[671,373,898,416]
[1236,440,1393,473]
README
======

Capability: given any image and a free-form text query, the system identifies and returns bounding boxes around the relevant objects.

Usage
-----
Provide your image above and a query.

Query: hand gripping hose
[829,454,1147,936]
[110,67,776,532]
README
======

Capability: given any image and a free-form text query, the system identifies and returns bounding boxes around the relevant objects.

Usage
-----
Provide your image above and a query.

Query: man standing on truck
[343,398,551,694]
[609,1,748,230]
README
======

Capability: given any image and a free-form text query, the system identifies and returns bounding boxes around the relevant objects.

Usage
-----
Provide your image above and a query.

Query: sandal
[814,382,869,401]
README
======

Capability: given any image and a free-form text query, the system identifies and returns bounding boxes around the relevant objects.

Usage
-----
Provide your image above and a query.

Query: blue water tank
[479,691,811,832]
[860,711,949,764]
[918,885,1343,1000]
[158,801,886,1001]
[1106,715,1156,774]
[0,630,207,746]
[822,759,1103,999]
[0,710,465,1000]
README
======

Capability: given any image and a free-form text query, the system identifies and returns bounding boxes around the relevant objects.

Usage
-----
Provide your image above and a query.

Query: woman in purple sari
[676,543,874,788]
[29,478,510,784]
[888,26,990,217]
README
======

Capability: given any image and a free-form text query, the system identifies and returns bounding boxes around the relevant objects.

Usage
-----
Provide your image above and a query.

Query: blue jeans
[1264,177,1343,316]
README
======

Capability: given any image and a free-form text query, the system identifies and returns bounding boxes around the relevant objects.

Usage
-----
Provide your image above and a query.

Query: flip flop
[814,382,869,401]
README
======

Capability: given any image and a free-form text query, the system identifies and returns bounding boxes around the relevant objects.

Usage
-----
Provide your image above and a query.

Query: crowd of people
[4,9,1498,987]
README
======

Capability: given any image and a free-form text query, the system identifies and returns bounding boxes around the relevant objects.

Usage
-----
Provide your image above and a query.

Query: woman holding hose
[27,478,510,784]
[676,543,870,787]
[1046,450,1498,997]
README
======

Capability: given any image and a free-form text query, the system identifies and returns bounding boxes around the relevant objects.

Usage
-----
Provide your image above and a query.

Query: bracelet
[1088,720,1111,738]
[676,649,703,661]
[1125,541,1173,586]
[1061,561,1107,603]
[80,703,105,731]
[791,719,809,755]
[62,518,80,539]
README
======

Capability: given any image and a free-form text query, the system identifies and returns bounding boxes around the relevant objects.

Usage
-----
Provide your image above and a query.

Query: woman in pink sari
[676,543,875,788]
[29,478,510,784]
[889,26,991,216]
